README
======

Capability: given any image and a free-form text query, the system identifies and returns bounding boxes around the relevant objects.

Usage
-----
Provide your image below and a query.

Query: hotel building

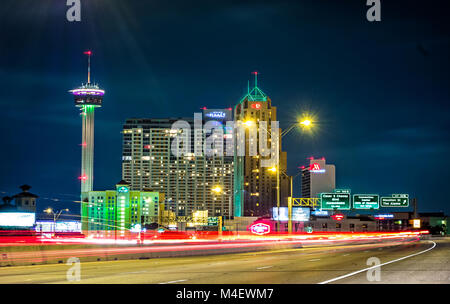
[301,157,336,198]
[122,110,234,219]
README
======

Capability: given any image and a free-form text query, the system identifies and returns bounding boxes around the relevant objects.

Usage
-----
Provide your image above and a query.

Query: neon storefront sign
[250,223,271,235]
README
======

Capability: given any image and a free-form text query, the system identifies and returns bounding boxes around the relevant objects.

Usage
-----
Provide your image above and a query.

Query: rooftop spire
[252,71,258,88]
[239,71,268,103]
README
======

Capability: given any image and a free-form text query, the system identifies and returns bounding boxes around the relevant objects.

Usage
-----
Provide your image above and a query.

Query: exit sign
[320,193,351,210]
[381,197,409,207]
[353,194,379,209]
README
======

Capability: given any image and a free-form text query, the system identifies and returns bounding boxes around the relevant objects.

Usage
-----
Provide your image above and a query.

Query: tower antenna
[84,50,92,84]
[252,71,258,88]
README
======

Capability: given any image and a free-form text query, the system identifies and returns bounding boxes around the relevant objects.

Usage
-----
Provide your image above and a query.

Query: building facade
[122,111,234,219]
[12,185,38,213]
[234,76,291,217]
[301,157,336,198]
[82,181,160,237]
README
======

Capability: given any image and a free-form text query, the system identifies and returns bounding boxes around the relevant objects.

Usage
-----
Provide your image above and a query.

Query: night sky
[0,0,449,214]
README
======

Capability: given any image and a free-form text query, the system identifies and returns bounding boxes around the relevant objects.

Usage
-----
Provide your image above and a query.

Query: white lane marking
[257,266,273,270]
[308,259,321,262]
[318,241,437,284]
[159,279,187,284]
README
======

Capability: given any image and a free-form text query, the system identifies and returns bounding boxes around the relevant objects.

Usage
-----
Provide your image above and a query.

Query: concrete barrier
[0,241,303,267]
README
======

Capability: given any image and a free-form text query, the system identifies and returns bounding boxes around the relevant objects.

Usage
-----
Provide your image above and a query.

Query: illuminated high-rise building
[301,157,335,198]
[82,180,160,238]
[122,109,234,219]
[70,51,104,196]
[234,73,291,217]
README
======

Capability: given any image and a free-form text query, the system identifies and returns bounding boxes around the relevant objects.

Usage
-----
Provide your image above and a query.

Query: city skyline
[0,0,449,215]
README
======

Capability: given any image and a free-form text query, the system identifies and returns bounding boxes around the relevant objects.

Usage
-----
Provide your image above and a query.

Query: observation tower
[69,51,105,196]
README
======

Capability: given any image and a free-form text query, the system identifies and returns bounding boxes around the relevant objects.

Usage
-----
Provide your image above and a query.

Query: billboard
[353,194,379,209]
[272,207,310,221]
[0,212,35,227]
[320,193,351,210]
[35,221,81,232]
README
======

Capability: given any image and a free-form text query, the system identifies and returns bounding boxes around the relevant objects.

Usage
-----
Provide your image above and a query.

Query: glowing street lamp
[212,186,222,194]
[241,113,317,233]
[243,120,254,127]
[44,208,69,236]
[300,119,312,127]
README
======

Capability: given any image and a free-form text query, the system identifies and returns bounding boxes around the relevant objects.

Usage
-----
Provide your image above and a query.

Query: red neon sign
[250,223,270,235]
[331,214,344,221]
[251,103,261,110]
[310,163,321,171]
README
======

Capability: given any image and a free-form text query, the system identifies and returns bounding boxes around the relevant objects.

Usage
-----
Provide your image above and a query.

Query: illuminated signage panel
[353,194,379,209]
[0,213,35,227]
[272,207,310,221]
[331,214,345,221]
[203,109,232,121]
[381,197,409,207]
[251,103,262,110]
[320,193,351,210]
[309,163,326,173]
[250,223,270,235]
[312,210,329,217]
[374,214,394,220]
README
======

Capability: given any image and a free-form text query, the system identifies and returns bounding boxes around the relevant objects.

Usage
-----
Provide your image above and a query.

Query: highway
[0,238,448,284]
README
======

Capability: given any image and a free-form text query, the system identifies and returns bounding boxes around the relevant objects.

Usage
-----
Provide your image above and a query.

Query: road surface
[0,238,448,284]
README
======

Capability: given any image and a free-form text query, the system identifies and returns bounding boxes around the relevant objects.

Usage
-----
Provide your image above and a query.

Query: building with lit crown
[234,74,291,217]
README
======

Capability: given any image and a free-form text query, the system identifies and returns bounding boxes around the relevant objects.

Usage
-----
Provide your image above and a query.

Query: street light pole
[44,208,69,237]
[244,116,314,234]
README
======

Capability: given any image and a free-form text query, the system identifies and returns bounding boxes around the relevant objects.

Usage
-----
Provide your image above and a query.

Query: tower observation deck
[69,51,104,195]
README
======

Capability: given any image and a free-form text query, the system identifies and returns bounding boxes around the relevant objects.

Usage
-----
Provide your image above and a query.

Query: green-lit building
[81,180,160,238]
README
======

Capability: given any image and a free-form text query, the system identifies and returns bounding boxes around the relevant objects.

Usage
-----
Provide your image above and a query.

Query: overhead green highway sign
[320,193,351,210]
[381,196,409,207]
[353,194,379,209]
